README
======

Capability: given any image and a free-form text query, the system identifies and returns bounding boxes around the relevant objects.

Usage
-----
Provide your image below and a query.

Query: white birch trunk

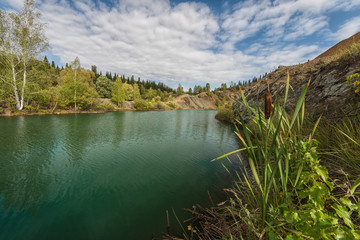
[11,62,21,110]
[19,60,27,110]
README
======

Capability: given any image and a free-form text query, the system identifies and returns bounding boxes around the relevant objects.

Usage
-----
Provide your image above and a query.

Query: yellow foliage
[346,73,360,94]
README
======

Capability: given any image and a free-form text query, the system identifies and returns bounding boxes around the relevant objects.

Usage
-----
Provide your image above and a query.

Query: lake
[0,110,238,239]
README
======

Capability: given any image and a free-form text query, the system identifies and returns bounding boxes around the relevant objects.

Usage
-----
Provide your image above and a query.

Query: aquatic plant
[172,75,360,240]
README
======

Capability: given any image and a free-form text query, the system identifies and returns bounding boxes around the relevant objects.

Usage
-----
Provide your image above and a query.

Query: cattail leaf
[284,72,290,105]
[290,81,309,129]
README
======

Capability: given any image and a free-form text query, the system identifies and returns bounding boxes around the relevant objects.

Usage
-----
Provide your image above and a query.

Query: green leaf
[350,176,360,195]
[340,198,357,211]
[334,229,346,239]
[285,234,297,240]
[333,204,354,229]
[314,165,328,182]
[211,147,247,162]
[352,230,360,240]
[290,81,309,130]
[284,72,290,106]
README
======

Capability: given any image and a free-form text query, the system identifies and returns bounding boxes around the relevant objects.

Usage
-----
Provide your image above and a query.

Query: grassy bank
[165,76,360,239]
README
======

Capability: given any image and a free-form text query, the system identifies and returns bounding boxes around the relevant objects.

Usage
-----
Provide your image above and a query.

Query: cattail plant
[264,78,272,119]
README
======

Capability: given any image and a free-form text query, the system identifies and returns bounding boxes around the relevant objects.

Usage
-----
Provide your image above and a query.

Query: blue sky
[1,0,360,89]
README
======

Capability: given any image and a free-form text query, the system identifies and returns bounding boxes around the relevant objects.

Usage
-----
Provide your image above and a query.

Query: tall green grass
[164,75,360,240]
[211,75,360,239]
[314,114,360,177]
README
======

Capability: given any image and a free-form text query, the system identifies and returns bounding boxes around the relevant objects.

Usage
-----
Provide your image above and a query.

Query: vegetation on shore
[163,73,360,239]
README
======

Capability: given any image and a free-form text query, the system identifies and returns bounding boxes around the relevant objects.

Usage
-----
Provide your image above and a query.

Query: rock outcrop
[175,91,241,110]
[234,33,360,121]
[174,92,218,109]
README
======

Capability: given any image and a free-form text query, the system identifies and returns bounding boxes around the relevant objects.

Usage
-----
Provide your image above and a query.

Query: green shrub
[153,102,166,109]
[134,99,151,110]
[94,101,115,111]
[215,102,233,123]
[166,101,177,109]
[154,96,162,102]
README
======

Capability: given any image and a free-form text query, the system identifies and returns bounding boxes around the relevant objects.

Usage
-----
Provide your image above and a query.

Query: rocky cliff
[234,33,360,121]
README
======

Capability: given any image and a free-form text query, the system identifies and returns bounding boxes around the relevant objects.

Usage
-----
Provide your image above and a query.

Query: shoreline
[0,107,218,118]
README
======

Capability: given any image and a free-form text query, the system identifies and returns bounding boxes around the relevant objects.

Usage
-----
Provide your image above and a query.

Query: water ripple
[0,111,238,240]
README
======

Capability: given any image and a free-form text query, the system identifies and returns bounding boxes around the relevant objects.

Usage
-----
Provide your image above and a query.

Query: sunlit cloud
[1,0,360,88]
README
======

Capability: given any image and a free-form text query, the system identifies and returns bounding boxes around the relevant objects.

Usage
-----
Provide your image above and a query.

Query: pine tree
[206,83,210,92]
[43,56,50,68]
[176,84,184,96]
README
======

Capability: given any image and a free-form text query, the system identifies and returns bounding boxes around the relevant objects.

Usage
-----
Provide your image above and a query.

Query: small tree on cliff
[176,84,184,97]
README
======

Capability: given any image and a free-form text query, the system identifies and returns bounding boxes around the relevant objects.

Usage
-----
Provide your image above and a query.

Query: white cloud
[2,0,359,88]
[0,0,23,10]
[332,16,360,41]
[39,0,233,86]
[220,0,344,46]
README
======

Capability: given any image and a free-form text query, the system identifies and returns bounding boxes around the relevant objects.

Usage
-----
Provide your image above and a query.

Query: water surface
[0,110,238,239]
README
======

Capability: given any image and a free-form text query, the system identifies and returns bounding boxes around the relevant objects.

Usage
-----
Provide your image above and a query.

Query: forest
[0,0,263,115]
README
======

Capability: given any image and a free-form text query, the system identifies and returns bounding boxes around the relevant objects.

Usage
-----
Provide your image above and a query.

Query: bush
[134,100,151,110]
[166,101,177,109]
[95,75,113,98]
[215,102,233,123]
[153,102,166,110]
[94,101,115,111]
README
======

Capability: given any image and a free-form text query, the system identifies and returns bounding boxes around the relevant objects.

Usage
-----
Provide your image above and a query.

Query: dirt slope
[316,32,360,60]
[174,91,240,110]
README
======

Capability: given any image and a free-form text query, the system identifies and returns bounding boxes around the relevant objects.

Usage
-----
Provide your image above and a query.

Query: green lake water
[0,110,238,239]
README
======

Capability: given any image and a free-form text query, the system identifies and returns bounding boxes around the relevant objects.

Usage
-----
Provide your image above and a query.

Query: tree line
[0,0,178,112]
[0,0,266,113]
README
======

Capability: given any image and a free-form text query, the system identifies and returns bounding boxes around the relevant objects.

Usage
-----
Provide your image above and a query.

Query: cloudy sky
[1,0,360,89]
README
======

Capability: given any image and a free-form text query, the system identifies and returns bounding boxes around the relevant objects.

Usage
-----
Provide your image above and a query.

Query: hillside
[316,32,360,60]
[234,32,360,121]
[174,91,240,110]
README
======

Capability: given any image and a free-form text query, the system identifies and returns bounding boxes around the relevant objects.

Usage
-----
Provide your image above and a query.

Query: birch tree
[111,77,125,106]
[71,56,80,111]
[0,10,22,107]
[59,57,98,110]
[0,0,48,110]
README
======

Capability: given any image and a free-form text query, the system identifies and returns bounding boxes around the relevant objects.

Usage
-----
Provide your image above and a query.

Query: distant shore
[0,106,220,118]
[0,107,171,118]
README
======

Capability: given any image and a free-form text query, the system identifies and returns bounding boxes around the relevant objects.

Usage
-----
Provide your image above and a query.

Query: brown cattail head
[265,92,272,119]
